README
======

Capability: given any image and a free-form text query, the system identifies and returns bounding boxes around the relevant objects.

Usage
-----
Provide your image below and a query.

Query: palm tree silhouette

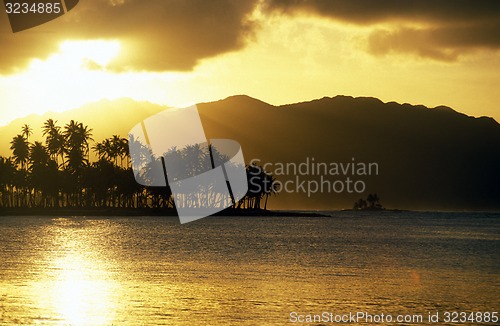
[263,173,278,210]
[367,193,381,208]
[21,124,33,142]
[245,163,277,209]
[28,142,50,206]
[10,134,30,170]
[61,121,93,206]
[111,135,123,166]
[63,120,93,172]
[42,119,65,167]
[0,157,16,207]
[119,137,130,168]
[92,141,106,160]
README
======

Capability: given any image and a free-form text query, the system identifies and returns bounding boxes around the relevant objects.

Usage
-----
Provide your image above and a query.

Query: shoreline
[0,207,329,218]
[1,208,498,218]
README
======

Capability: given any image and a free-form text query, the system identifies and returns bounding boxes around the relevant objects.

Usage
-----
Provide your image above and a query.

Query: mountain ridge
[197,95,500,210]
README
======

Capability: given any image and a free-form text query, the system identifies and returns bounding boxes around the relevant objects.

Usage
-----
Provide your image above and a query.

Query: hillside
[198,95,500,210]
[1,95,499,210]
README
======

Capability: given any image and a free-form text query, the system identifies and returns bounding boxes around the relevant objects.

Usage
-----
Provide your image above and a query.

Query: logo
[4,0,79,33]
[128,105,248,224]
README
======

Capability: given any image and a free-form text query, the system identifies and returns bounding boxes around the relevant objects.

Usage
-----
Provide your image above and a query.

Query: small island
[352,193,384,211]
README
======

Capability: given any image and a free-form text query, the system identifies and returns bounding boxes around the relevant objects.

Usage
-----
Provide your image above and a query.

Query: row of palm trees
[0,120,277,210]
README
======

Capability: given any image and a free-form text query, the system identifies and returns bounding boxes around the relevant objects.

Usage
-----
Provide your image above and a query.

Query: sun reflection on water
[51,253,115,325]
[43,219,118,325]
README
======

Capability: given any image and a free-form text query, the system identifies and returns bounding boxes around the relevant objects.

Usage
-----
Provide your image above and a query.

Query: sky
[1,0,499,126]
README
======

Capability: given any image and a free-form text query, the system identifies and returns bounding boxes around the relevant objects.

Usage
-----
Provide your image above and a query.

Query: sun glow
[0,38,202,126]
[59,40,122,68]
[0,39,134,124]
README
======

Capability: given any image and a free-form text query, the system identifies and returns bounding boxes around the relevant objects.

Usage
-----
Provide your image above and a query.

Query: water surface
[0,212,498,325]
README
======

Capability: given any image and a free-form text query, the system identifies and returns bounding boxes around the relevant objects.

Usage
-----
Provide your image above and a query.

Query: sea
[0,211,498,325]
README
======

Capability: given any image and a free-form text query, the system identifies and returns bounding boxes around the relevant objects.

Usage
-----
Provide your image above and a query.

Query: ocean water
[0,212,498,325]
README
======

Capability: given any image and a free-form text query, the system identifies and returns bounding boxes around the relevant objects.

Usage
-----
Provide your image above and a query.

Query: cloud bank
[1,0,499,73]
[264,0,500,60]
[0,0,258,72]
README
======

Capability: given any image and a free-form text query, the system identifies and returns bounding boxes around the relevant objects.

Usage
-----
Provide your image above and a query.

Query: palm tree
[82,159,116,207]
[95,135,130,167]
[110,135,122,166]
[118,137,129,167]
[29,141,50,168]
[10,134,30,170]
[367,193,381,208]
[42,119,65,167]
[353,198,367,210]
[42,119,57,137]
[42,160,60,208]
[263,173,278,210]
[92,141,106,160]
[244,164,259,209]
[245,163,277,209]
[22,124,33,142]
[103,138,113,162]
[63,120,93,172]
[9,134,31,207]
[0,157,16,207]
[62,121,93,206]
[12,168,28,208]
[29,142,50,206]
[79,123,94,162]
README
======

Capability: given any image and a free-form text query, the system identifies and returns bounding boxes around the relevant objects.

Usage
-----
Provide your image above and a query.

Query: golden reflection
[41,219,118,325]
[51,253,115,325]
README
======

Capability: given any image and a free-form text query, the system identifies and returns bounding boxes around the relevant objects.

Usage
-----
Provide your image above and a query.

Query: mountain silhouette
[198,95,500,210]
[1,95,498,210]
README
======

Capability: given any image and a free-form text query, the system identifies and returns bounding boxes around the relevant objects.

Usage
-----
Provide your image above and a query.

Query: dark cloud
[368,22,500,61]
[263,0,500,25]
[264,0,500,60]
[0,0,258,72]
[367,28,460,62]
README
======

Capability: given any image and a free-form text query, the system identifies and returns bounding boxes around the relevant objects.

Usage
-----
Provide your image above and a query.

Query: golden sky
[1,0,499,126]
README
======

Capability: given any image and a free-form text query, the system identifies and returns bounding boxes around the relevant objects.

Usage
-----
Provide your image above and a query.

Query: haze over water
[0,212,498,325]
